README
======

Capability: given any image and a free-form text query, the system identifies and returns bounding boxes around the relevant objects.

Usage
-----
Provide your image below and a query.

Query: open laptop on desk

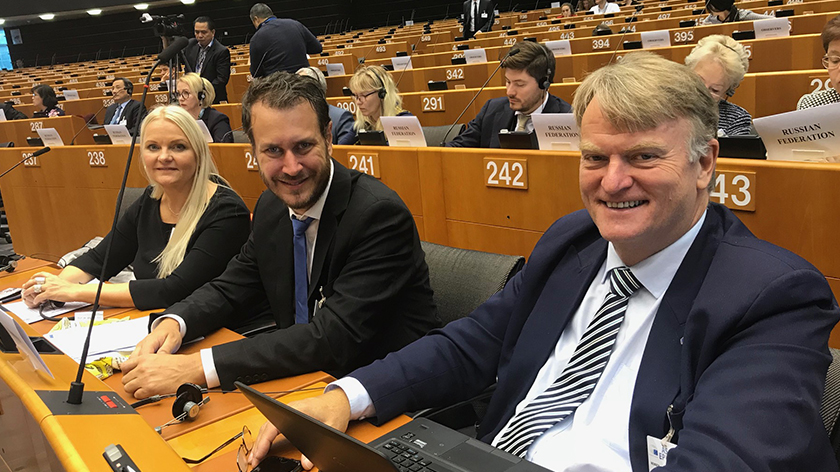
[236,381,551,472]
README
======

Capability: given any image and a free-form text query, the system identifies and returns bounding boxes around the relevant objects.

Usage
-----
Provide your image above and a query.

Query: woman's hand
[21,272,82,308]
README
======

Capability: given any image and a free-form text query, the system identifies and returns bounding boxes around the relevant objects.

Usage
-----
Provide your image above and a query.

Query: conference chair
[423,124,466,147]
[821,348,840,464]
[413,241,525,434]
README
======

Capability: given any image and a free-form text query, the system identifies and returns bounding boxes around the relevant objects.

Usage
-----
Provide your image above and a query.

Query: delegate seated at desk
[21,106,251,310]
[445,41,572,149]
[121,72,439,399]
[250,53,840,472]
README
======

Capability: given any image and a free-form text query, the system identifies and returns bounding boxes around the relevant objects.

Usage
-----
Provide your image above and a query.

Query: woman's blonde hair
[348,65,406,131]
[178,72,215,108]
[138,105,226,278]
[684,34,750,96]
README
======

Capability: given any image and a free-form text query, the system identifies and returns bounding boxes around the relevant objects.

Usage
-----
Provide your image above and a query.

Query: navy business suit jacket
[353,203,840,471]
[184,38,231,103]
[162,160,439,389]
[446,94,572,148]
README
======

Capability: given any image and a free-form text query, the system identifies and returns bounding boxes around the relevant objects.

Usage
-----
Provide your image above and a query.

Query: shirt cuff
[200,348,221,389]
[327,377,376,420]
[150,314,187,339]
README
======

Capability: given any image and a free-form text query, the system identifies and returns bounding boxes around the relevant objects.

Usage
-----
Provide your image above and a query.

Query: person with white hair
[296,66,356,145]
[684,35,753,136]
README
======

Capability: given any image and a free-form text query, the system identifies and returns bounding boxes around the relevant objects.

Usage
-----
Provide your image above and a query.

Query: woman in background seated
[31,84,65,117]
[177,73,233,143]
[684,35,753,136]
[798,15,840,109]
[560,3,575,17]
[702,0,772,24]
[348,65,411,134]
[22,106,250,310]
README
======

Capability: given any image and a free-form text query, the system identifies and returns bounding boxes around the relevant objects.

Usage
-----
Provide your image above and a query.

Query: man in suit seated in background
[184,16,231,104]
[296,66,356,145]
[103,78,145,134]
[446,41,572,149]
[121,72,439,398]
[462,0,495,38]
[249,53,840,472]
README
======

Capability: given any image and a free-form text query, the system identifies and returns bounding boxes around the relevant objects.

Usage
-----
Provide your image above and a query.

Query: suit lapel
[308,160,351,301]
[627,207,723,472]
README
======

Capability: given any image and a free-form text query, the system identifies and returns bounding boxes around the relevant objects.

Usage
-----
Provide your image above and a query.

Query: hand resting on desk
[249,388,352,470]
[121,318,206,399]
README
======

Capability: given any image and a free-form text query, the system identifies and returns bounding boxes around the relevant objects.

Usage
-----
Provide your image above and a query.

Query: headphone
[368,67,387,100]
[0,254,21,273]
[133,383,210,434]
[538,44,554,91]
[197,82,208,104]
[115,78,133,95]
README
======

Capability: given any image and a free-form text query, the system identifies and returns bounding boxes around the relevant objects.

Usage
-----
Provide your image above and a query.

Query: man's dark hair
[242,71,331,143]
[194,16,215,31]
[501,40,556,85]
[31,84,58,109]
[249,3,274,21]
[115,77,133,95]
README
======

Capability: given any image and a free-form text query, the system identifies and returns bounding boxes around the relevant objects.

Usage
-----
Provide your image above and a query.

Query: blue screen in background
[0,29,12,70]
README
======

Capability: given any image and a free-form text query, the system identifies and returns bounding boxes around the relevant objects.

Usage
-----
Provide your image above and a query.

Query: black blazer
[103,99,146,134]
[446,94,572,148]
[200,107,233,143]
[162,160,440,389]
[352,204,840,471]
[463,0,495,37]
[184,38,231,103]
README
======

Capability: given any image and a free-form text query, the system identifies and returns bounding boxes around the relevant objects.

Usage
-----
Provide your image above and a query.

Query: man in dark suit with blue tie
[446,41,572,149]
[183,16,231,103]
[249,52,840,472]
[102,78,145,134]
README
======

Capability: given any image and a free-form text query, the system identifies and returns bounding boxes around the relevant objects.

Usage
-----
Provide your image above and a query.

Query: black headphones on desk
[132,383,210,434]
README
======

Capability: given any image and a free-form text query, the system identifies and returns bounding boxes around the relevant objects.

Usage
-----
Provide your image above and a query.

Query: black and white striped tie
[495,266,642,457]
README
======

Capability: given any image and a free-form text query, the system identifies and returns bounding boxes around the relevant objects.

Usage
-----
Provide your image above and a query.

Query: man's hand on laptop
[250,388,352,469]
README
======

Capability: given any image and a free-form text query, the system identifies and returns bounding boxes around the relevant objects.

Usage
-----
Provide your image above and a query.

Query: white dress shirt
[333,211,707,471]
[152,163,335,389]
[589,2,621,14]
[513,92,549,134]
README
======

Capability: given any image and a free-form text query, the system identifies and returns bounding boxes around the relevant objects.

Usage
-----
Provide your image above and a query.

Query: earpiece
[539,44,554,90]
[172,382,206,421]
[369,68,387,100]
[197,83,207,104]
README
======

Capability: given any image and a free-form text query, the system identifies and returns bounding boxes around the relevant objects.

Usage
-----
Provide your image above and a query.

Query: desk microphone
[220,126,244,143]
[438,48,520,146]
[65,40,178,406]
[0,146,51,179]
[607,4,645,65]
[70,104,106,145]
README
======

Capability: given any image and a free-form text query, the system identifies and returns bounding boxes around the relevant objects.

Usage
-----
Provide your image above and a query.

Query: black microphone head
[32,146,51,157]
[158,36,189,63]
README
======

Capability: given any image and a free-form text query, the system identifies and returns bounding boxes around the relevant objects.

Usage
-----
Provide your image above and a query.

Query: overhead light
[134,3,149,10]
[87,9,102,15]
[0,19,5,25]
[181,0,196,4]
[39,13,55,20]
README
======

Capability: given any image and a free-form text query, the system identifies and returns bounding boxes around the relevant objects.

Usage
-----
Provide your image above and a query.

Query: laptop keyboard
[382,438,448,472]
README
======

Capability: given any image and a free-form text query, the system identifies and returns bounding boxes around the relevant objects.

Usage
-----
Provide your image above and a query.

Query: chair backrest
[233,130,250,144]
[117,187,145,221]
[420,241,525,325]
[822,347,840,464]
[423,124,466,147]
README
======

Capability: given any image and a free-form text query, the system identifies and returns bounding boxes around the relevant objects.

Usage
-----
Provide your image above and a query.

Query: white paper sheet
[0,310,53,377]
[44,316,150,363]
[2,300,92,324]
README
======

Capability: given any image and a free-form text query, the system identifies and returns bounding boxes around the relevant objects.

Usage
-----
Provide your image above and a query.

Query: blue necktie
[292,216,313,324]
[110,103,124,125]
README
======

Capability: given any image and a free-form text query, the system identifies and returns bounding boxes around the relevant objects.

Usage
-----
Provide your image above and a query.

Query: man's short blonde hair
[684,35,750,96]
[573,52,718,164]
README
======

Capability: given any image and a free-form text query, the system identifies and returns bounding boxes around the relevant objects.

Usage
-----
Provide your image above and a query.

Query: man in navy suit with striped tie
[249,52,840,472]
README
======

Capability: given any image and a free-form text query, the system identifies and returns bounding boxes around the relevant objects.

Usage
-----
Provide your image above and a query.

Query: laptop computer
[717,135,767,159]
[236,381,551,472]
[498,130,538,150]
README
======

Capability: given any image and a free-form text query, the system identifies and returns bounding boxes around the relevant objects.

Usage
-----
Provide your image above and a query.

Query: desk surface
[0,259,408,471]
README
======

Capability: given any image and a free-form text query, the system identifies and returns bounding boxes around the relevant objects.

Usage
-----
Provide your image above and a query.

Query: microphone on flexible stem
[0,147,50,179]
[65,35,190,406]
[70,105,106,145]
[438,48,520,146]
[607,4,644,65]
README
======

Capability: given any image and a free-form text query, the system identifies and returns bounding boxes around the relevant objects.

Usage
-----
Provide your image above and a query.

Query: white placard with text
[465,48,488,64]
[753,18,790,39]
[326,63,346,77]
[641,30,672,49]
[0,109,6,122]
[753,103,840,162]
[104,124,132,145]
[531,113,580,150]
[62,89,80,100]
[545,40,572,56]
[36,128,65,147]
[196,119,214,143]
[380,115,427,147]
[551,1,561,6]
[391,56,413,71]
